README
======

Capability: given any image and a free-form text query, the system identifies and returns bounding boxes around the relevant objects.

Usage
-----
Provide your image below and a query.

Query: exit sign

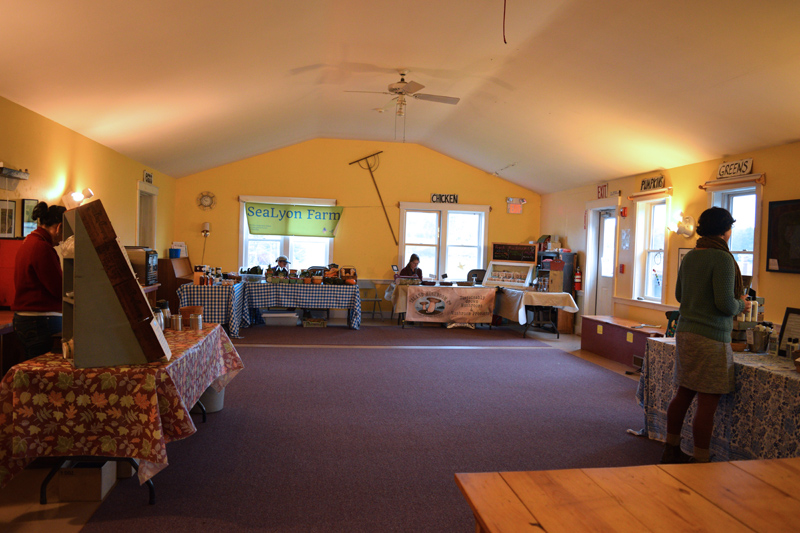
[507,203,523,214]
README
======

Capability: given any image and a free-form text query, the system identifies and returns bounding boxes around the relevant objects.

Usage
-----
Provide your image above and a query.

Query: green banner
[245,203,343,237]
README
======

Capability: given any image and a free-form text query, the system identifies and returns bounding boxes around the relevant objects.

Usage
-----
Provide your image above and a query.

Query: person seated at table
[12,201,67,363]
[661,207,750,464]
[273,255,291,277]
[399,254,423,280]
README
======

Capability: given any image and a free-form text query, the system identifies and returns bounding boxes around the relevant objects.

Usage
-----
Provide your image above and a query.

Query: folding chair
[466,269,486,283]
[357,279,384,320]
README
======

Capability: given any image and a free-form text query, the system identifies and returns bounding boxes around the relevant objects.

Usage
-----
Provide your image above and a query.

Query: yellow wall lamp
[62,188,94,210]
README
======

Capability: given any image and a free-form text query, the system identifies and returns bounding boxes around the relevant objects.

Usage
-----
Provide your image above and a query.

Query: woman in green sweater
[661,207,751,464]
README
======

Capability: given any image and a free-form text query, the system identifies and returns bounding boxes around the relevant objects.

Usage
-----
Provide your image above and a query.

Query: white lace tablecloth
[636,337,800,461]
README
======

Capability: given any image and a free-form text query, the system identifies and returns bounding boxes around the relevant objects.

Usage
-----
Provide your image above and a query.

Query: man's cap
[277,255,290,263]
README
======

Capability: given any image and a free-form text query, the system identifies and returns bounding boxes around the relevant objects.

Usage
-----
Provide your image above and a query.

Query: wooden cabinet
[580,315,664,367]
[156,257,194,314]
[62,200,171,368]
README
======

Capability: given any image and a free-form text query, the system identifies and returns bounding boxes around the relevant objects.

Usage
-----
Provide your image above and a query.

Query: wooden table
[456,457,800,532]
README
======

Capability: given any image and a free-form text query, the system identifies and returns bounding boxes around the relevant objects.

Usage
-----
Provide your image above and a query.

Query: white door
[595,210,616,316]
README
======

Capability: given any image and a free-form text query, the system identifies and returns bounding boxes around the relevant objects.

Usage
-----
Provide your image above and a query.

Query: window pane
[645,251,663,299]
[446,246,479,280]
[600,216,616,277]
[404,211,439,245]
[732,252,753,276]
[405,245,437,278]
[246,238,281,269]
[649,203,666,250]
[729,194,755,252]
[290,237,329,271]
[447,212,481,246]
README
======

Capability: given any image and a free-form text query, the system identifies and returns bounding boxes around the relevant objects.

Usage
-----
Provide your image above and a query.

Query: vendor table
[456,457,800,533]
[403,285,496,324]
[242,283,361,329]
[0,323,244,490]
[177,282,246,337]
[389,283,498,316]
[637,337,800,461]
[494,288,579,338]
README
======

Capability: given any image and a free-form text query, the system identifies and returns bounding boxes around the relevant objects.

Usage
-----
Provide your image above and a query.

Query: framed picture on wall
[766,199,800,273]
[22,199,38,237]
[0,200,15,237]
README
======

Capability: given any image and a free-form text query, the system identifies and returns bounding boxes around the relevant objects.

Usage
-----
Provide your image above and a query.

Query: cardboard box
[116,460,136,479]
[303,318,327,328]
[59,461,116,501]
[261,312,299,326]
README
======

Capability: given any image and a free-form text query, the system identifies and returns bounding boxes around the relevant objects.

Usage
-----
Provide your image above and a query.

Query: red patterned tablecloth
[0,323,243,487]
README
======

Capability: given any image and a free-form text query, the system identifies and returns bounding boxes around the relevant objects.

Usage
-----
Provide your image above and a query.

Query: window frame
[238,195,335,270]
[708,182,762,287]
[398,202,489,280]
[633,195,670,303]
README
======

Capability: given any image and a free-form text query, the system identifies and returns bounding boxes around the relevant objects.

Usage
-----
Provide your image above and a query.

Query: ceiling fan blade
[412,93,460,105]
[402,80,425,94]
[345,90,392,95]
[373,97,399,113]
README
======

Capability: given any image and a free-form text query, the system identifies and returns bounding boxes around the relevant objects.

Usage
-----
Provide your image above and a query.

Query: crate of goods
[59,461,117,502]
[303,318,327,328]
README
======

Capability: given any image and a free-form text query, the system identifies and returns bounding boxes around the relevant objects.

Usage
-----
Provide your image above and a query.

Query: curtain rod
[699,173,765,190]
[627,187,672,201]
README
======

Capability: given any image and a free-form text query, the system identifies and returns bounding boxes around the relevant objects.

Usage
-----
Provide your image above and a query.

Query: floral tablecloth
[0,324,244,488]
[636,337,800,460]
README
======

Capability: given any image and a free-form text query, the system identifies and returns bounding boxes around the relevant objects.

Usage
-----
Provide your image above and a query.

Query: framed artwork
[0,200,15,237]
[766,199,800,273]
[778,307,800,357]
[22,199,38,237]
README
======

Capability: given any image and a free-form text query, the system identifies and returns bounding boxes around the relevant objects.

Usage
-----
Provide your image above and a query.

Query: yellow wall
[0,96,176,252]
[175,139,541,281]
[542,140,800,326]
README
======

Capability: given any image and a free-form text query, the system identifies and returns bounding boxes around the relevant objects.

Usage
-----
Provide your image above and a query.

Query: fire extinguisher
[574,266,582,292]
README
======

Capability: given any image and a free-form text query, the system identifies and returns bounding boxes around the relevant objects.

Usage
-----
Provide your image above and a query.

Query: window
[712,187,757,276]
[634,198,667,302]
[239,196,333,271]
[399,203,489,280]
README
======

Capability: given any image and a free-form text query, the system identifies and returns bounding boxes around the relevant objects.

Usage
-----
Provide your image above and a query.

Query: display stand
[62,200,171,368]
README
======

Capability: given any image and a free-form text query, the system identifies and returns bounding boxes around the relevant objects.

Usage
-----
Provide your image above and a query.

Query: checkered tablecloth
[177,283,246,337]
[242,283,361,329]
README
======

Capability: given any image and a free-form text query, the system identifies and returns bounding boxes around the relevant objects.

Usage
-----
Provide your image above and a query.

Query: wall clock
[197,191,216,210]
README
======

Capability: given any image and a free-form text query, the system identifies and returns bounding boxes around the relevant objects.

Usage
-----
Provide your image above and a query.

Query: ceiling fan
[347,69,460,116]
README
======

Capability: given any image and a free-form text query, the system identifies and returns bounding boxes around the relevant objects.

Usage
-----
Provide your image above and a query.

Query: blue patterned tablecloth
[242,283,361,329]
[636,337,800,461]
[177,283,246,337]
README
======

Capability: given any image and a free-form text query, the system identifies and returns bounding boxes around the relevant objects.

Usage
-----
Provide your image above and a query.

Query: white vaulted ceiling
[2,0,800,193]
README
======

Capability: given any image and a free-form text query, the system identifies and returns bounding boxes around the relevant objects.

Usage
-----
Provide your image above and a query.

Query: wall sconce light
[201,222,211,264]
[62,188,96,210]
[674,212,696,238]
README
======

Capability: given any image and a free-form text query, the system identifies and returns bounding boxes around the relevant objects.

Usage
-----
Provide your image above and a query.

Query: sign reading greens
[246,203,343,237]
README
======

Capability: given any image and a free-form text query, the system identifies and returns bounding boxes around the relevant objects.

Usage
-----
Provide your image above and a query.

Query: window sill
[613,297,678,313]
